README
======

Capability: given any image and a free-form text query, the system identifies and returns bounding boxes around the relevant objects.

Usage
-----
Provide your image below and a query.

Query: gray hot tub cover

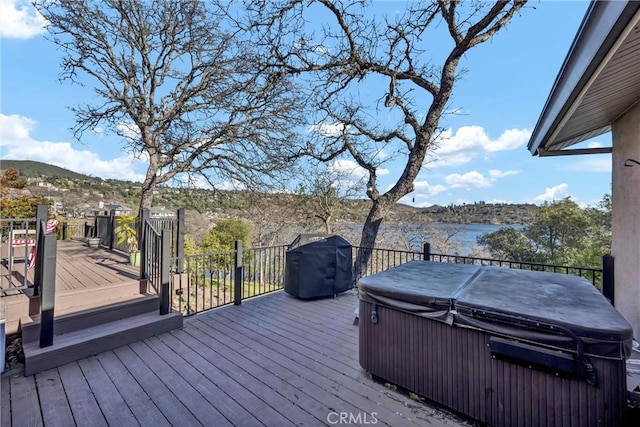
[358,261,633,359]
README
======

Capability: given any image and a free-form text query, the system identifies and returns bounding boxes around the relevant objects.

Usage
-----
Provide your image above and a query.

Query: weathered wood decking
[1,240,141,334]
[2,291,470,427]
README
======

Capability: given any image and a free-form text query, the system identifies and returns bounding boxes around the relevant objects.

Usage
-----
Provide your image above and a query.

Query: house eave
[528,1,640,156]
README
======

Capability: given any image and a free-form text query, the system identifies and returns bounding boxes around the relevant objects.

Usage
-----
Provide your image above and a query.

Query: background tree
[249,0,527,274]
[0,168,50,218]
[477,227,536,261]
[524,197,590,262]
[200,218,253,254]
[36,0,304,214]
[477,196,611,267]
[297,163,362,234]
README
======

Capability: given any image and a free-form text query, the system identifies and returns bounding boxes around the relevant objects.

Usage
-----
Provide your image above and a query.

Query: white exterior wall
[611,101,640,339]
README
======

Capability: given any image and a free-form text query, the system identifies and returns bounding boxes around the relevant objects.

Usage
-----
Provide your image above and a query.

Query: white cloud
[566,157,611,173]
[428,126,531,168]
[445,171,493,189]
[413,180,447,196]
[587,141,603,149]
[534,183,569,203]
[307,122,347,138]
[442,168,518,190]
[0,113,146,182]
[0,0,47,39]
[398,180,447,206]
[215,179,246,191]
[174,174,212,190]
[327,159,390,181]
[116,121,141,142]
[488,169,520,179]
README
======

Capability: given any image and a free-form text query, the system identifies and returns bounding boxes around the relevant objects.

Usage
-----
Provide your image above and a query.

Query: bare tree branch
[248,0,527,274]
[37,0,306,212]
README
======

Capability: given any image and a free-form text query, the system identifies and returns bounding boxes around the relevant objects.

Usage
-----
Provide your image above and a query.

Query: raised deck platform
[2,291,470,427]
[1,239,141,334]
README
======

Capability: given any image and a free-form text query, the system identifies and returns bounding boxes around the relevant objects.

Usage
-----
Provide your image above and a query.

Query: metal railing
[353,244,605,289]
[1,217,39,292]
[140,219,171,315]
[165,241,610,317]
[172,243,287,316]
[61,223,86,240]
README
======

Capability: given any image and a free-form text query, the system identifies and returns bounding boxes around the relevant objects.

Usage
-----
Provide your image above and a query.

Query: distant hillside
[5,160,539,225]
[0,160,97,181]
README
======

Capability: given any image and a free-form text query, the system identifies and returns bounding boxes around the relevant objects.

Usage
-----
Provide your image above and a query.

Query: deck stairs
[19,284,182,376]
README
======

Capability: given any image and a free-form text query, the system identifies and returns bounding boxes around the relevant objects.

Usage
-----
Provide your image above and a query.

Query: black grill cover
[284,234,353,299]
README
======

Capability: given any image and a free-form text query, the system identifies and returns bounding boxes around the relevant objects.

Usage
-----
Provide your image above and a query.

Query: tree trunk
[354,199,388,282]
[138,161,158,214]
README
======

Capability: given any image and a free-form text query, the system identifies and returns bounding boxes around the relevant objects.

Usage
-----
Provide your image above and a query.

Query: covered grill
[284,234,352,299]
[358,261,633,427]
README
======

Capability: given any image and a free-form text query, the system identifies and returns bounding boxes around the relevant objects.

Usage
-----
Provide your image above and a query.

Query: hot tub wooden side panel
[358,300,627,427]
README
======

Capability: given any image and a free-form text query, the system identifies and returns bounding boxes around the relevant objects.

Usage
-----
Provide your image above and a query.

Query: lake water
[340,222,523,256]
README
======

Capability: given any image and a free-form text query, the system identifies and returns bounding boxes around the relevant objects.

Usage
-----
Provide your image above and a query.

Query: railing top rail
[353,245,603,273]
[245,244,289,251]
[0,217,37,222]
[428,254,602,272]
[184,249,237,258]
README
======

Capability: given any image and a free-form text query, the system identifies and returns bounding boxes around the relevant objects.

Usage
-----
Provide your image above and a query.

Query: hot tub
[358,261,633,427]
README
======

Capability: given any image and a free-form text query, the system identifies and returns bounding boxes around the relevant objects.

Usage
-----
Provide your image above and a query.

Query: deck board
[156,330,320,427]
[93,350,171,427]
[144,335,294,427]
[1,372,10,426]
[77,357,139,426]
[35,369,76,427]
[207,304,434,427]
[111,345,202,427]
[58,362,108,427]
[9,374,43,427]
[2,291,470,427]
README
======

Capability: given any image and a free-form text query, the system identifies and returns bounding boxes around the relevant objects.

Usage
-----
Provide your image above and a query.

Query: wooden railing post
[176,208,185,273]
[423,242,431,261]
[160,228,171,315]
[39,233,57,347]
[602,254,614,304]
[234,240,243,305]
[108,209,116,250]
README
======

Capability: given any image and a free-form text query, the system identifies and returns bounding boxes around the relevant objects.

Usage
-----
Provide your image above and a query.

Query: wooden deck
[1,239,141,334]
[1,290,470,427]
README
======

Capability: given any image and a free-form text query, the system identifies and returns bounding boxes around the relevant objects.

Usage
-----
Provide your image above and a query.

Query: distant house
[98,202,132,216]
[150,206,176,219]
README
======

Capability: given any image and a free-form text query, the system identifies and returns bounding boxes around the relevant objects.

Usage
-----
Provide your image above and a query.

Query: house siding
[611,100,640,339]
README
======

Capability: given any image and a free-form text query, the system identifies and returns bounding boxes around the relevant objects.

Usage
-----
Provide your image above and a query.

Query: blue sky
[0,0,612,207]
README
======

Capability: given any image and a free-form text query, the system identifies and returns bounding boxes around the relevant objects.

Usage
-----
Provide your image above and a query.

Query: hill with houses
[1,160,538,225]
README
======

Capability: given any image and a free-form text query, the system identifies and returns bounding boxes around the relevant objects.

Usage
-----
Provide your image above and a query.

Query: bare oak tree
[36,0,304,213]
[248,0,527,274]
[297,162,363,234]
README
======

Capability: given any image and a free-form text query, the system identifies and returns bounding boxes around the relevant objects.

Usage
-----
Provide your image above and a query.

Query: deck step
[53,280,145,310]
[20,294,160,344]
[23,310,183,376]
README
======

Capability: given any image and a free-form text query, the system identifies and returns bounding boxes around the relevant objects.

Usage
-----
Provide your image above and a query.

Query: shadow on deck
[2,290,470,427]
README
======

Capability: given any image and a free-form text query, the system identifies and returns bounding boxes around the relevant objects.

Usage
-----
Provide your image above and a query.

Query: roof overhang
[528,1,640,156]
